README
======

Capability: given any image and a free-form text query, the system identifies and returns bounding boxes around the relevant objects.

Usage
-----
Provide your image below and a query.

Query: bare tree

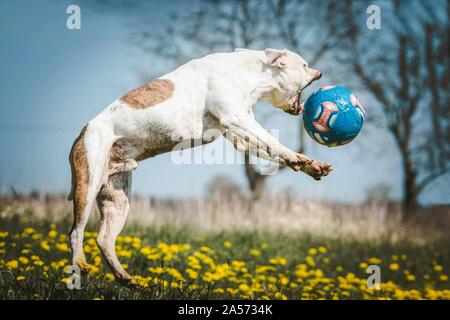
[135,0,335,199]
[322,0,449,215]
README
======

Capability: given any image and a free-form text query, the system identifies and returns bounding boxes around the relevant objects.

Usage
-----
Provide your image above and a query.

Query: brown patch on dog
[69,125,89,224]
[120,79,174,109]
[109,143,128,164]
[135,145,175,162]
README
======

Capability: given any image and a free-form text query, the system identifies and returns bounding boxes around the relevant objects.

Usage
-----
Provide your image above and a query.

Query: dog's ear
[261,48,288,69]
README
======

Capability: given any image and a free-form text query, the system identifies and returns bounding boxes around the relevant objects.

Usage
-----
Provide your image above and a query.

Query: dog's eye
[303,63,307,68]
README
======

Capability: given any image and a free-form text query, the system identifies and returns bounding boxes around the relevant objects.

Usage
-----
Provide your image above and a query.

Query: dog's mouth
[283,81,313,116]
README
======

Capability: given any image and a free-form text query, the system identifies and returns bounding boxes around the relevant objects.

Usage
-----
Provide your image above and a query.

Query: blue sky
[0,0,448,204]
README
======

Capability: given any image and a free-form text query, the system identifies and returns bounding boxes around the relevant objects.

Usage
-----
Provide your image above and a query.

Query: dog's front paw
[114,272,138,288]
[289,153,312,172]
[304,161,333,180]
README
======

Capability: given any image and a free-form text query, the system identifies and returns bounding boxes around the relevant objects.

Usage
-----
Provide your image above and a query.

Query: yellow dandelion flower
[314,269,324,278]
[187,256,201,270]
[389,263,400,271]
[306,256,315,267]
[359,262,368,269]
[90,265,100,273]
[147,253,161,261]
[303,285,313,292]
[318,246,328,254]
[223,241,232,248]
[200,246,211,253]
[124,236,133,244]
[439,275,448,282]
[250,249,261,256]
[118,250,132,258]
[31,233,42,240]
[132,242,141,249]
[434,265,443,272]
[0,231,9,238]
[181,244,191,251]
[34,260,44,266]
[24,228,35,235]
[308,248,318,255]
[269,257,285,265]
[94,255,102,266]
[274,292,288,300]
[227,288,238,296]
[40,241,50,251]
[295,268,308,278]
[280,275,289,285]
[140,246,152,256]
[48,230,57,238]
[105,273,115,281]
[19,256,29,265]
[56,242,69,252]
[167,268,185,282]
[406,274,416,281]
[238,283,251,292]
[148,266,164,274]
[368,257,382,264]
[58,259,68,268]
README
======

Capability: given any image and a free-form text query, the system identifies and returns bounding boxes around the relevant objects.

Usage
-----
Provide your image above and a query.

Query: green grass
[0,212,449,300]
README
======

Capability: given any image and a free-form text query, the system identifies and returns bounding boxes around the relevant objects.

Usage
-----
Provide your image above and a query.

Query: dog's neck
[234,51,280,104]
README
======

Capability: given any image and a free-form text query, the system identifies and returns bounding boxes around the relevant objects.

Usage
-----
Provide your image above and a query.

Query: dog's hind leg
[96,171,136,286]
[69,123,113,274]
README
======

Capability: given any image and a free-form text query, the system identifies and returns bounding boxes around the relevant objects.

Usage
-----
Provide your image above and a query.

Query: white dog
[68,48,332,285]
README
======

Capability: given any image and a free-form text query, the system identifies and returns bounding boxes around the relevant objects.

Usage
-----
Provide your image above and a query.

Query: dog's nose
[314,71,322,80]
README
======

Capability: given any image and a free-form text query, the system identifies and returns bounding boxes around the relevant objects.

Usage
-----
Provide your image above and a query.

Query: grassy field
[0,207,449,300]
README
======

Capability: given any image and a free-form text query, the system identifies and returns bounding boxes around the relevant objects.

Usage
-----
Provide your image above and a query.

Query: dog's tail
[68,123,112,229]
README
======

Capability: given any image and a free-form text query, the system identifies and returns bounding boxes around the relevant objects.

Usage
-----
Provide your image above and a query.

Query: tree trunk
[244,155,267,201]
[399,142,419,220]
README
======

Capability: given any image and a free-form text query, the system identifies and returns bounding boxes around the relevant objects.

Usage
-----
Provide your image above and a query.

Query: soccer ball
[303,85,365,147]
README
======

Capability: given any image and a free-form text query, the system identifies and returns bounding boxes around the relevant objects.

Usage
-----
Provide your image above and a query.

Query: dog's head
[260,48,322,115]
